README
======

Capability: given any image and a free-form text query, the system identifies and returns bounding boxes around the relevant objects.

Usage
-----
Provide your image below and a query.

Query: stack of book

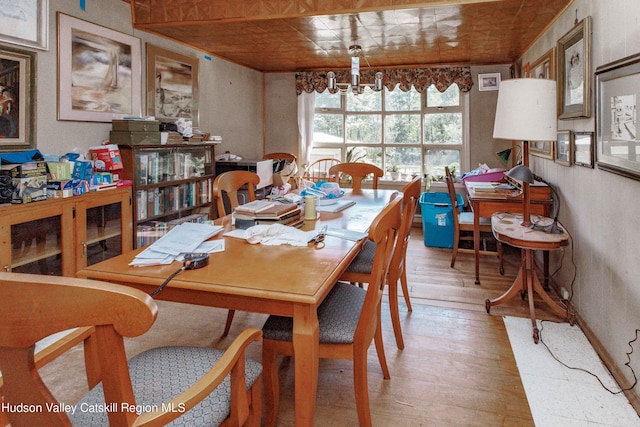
[234,200,302,228]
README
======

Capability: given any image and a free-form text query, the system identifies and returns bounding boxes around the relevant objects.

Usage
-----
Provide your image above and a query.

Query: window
[312,84,467,180]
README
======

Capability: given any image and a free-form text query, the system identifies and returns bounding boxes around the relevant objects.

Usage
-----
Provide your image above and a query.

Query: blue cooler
[420,192,463,248]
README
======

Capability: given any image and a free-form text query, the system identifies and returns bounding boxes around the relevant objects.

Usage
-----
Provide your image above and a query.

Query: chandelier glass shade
[326,45,383,95]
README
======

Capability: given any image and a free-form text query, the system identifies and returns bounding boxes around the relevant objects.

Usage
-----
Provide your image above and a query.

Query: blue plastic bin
[420,192,463,248]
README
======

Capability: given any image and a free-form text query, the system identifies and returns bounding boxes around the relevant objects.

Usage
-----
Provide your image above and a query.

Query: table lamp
[493,79,557,227]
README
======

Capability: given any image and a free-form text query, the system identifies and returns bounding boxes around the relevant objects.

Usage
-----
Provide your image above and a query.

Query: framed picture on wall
[557,16,591,120]
[529,140,555,160]
[146,44,199,126]
[0,46,36,149]
[555,130,573,166]
[529,48,555,80]
[574,131,594,168]
[0,0,49,51]
[595,53,640,180]
[478,73,500,91]
[57,13,142,122]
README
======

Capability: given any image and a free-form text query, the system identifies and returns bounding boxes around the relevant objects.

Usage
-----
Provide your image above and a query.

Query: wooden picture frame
[529,48,555,80]
[574,131,594,168]
[146,44,199,126]
[478,73,500,91]
[57,13,142,122]
[595,53,640,180]
[529,140,555,160]
[0,0,48,51]
[557,16,591,120]
[555,130,573,166]
[0,46,36,149]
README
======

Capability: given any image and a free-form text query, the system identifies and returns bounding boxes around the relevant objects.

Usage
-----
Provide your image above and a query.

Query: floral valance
[295,67,473,95]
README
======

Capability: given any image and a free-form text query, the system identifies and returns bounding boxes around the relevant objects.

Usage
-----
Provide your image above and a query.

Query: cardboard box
[89,144,123,171]
[46,180,74,198]
[47,162,72,180]
[72,161,93,181]
[0,162,48,204]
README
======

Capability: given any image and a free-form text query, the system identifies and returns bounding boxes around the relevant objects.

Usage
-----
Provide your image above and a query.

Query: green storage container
[111,120,160,132]
[109,131,161,146]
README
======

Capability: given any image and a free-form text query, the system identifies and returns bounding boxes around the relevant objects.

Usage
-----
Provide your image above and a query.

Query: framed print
[557,16,591,120]
[146,44,199,126]
[555,130,573,166]
[0,46,36,149]
[0,0,48,50]
[574,131,594,168]
[57,13,142,122]
[529,48,555,80]
[529,140,555,160]
[595,53,640,180]
[478,73,500,91]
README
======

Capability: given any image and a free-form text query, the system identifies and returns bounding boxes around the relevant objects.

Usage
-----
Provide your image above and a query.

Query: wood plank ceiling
[129,0,574,72]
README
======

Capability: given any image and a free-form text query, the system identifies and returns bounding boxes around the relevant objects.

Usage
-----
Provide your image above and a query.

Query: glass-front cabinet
[0,188,132,276]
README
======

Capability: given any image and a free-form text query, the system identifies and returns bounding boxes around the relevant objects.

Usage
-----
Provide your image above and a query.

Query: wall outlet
[561,287,570,300]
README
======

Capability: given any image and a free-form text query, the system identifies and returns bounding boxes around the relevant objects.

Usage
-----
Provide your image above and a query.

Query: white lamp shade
[493,79,558,142]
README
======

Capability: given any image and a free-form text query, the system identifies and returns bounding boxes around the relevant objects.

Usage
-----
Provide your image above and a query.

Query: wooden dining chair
[263,152,298,186]
[261,195,402,427]
[340,176,421,350]
[328,162,384,191]
[0,272,263,427]
[212,170,261,336]
[444,166,504,274]
[303,158,341,182]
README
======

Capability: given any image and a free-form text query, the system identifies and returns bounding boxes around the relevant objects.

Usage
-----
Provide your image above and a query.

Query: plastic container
[461,169,506,183]
[420,192,463,248]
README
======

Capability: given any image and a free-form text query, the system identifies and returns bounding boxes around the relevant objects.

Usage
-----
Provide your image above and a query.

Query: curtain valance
[295,67,473,95]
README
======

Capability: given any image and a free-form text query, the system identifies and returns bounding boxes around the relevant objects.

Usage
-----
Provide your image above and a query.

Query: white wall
[29,0,263,159]
[521,0,640,388]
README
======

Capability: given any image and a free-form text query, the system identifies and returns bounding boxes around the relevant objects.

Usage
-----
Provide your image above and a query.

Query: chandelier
[327,45,383,95]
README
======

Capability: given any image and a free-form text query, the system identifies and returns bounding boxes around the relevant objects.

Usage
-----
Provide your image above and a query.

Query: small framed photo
[555,130,573,166]
[478,73,501,91]
[558,16,591,119]
[529,140,555,160]
[574,131,594,168]
[0,0,49,50]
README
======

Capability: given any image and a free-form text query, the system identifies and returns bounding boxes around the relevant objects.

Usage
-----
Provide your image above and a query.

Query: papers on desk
[316,199,356,212]
[129,222,224,266]
[325,227,367,241]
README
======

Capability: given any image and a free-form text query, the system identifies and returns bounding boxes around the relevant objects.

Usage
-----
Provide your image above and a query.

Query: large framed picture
[145,44,199,126]
[555,130,573,166]
[574,131,594,168]
[0,46,36,149]
[529,48,555,80]
[478,73,500,91]
[595,53,640,180]
[0,0,49,50]
[57,13,142,122]
[557,16,591,120]
[529,140,555,160]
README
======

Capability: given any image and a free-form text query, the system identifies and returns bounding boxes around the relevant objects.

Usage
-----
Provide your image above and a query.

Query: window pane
[346,114,381,144]
[315,90,341,109]
[426,84,460,107]
[346,90,381,111]
[385,114,420,144]
[425,149,460,180]
[314,114,343,143]
[385,147,421,176]
[346,146,383,167]
[385,86,421,111]
[424,113,462,144]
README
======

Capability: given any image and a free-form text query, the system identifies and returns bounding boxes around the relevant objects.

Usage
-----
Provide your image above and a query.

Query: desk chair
[303,158,341,182]
[261,195,402,427]
[340,176,421,350]
[328,162,384,191]
[0,272,263,427]
[444,167,503,274]
[212,170,261,336]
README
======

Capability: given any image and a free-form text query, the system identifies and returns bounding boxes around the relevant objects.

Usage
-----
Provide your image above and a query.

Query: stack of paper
[129,222,224,266]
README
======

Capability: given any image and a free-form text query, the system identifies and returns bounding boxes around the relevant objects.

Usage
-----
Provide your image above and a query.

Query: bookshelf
[118,143,216,247]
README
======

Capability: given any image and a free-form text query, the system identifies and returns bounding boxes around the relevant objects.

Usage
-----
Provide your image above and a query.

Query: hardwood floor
[38,226,567,426]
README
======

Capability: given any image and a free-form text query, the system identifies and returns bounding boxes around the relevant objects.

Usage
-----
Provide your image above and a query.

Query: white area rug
[503,316,640,427]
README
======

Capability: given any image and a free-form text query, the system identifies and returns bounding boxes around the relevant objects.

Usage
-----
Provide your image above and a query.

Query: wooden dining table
[76,188,395,427]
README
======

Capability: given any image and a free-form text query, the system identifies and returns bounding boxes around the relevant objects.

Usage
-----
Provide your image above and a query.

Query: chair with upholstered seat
[213,170,261,336]
[303,158,341,182]
[340,176,421,350]
[261,195,403,427]
[444,166,503,274]
[0,272,263,427]
[328,162,384,191]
